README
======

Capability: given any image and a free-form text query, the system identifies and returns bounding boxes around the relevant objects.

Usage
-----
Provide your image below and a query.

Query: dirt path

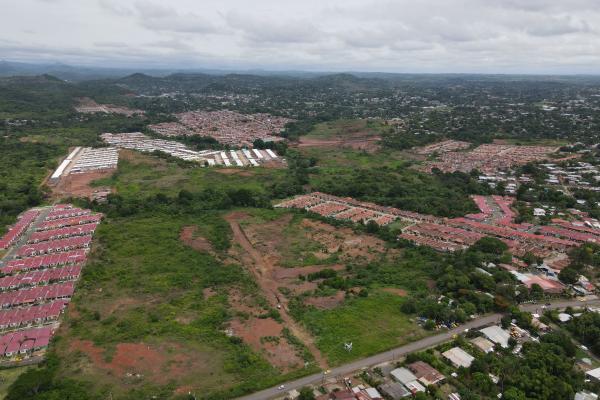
[225,213,329,369]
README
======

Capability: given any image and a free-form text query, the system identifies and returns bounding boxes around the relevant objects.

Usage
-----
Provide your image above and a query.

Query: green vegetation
[309,167,488,218]
[4,71,600,399]
[0,366,30,399]
[11,212,315,399]
[291,292,425,365]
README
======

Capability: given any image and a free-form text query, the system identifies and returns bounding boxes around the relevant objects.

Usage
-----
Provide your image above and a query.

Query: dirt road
[225,212,329,369]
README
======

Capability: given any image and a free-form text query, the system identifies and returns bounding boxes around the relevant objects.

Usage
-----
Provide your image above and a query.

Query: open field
[224,209,426,367]
[296,119,386,153]
[52,213,314,399]
[295,292,427,365]
[91,150,288,199]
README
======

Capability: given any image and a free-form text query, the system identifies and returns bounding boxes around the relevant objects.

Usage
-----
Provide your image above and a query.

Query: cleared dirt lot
[50,169,114,199]
[223,211,399,368]
[297,134,381,153]
[67,339,225,391]
[295,119,384,153]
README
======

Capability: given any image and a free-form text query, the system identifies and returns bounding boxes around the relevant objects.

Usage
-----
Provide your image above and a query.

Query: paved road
[236,298,600,400]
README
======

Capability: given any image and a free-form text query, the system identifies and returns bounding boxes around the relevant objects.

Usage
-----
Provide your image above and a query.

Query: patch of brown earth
[180,225,213,253]
[203,287,217,299]
[224,211,329,369]
[71,340,191,384]
[297,134,381,153]
[228,318,303,371]
[243,214,294,261]
[273,264,346,280]
[51,169,115,199]
[305,291,345,310]
[215,168,254,176]
[381,288,408,297]
[228,288,265,316]
[300,219,387,262]
[103,297,142,316]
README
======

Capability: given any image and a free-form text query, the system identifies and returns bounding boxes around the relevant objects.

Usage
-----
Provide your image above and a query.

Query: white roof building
[575,391,599,400]
[470,337,495,353]
[586,367,600,382]
[442,347,474,368]
[480,326,511,348]
[390,368,418,385]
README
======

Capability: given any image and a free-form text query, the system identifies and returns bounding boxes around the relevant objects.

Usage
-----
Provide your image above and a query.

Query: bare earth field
[296,119,384,153]
[223,210,405,367]
[50,169,114,199]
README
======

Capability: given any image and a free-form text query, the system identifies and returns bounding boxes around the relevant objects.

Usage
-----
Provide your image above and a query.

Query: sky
[1,0,600,74]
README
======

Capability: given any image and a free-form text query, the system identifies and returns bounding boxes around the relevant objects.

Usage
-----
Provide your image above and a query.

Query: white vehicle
[277,385,285,390]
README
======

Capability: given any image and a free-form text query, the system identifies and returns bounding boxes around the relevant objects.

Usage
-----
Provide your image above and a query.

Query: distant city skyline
[2,0,600,74]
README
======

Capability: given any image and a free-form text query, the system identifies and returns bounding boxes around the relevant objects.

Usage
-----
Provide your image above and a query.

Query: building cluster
[101,132,281,167]
[279,302,600,400]
[415,140,471,155]
[275,192,438,227]
[74,98,143,116]
[277,192,600,295]
[542,161,600,193]
[423,144,558,174]
[148,110,293,147]
[49,146,119,184]
[0,204,101,362]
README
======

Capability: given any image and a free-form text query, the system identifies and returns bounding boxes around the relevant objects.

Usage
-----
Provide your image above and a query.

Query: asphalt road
[236,298,600,400]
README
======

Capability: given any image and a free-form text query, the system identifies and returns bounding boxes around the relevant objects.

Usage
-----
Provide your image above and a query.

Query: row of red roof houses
[0,265,81,292]
[16,235,92,258]
[1,249,87,275]
[27,223,98,243]
[45,207,91,221]
[0,282,74,309]
[0,300,68,331]
[0,210,40,250]
[0,326,53,358]
[36,214,102,231]
[276,192,438,226]
[0,205,101,362]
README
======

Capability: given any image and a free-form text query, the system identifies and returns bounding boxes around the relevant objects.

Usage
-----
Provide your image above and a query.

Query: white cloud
[0,0,599,73]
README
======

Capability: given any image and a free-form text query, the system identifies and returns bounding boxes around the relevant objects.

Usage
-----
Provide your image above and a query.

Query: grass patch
[53,211,314,399]
[94,150,289,200]
[0,366,30,399]
[297,292,426,365]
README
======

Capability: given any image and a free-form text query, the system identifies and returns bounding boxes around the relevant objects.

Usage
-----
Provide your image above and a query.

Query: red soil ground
[71,340,190,384]
[51,169,114,199]
[179,225,213,253]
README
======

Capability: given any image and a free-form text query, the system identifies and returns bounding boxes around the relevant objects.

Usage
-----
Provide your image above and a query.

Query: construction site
[48,146,118,201]
[0,204,102,364]
[102,132,284,167]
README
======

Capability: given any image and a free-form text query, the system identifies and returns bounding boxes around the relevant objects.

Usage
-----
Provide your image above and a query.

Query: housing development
[148,110,292,146]
[101,132,282,166]
[0,205,101,362]
[422,144,560,174]
[3,54,600,400]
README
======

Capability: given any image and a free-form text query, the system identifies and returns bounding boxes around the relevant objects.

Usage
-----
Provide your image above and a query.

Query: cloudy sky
[2,0,600,73]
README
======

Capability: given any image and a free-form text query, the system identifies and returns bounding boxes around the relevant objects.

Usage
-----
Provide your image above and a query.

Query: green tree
[298,386,315,400]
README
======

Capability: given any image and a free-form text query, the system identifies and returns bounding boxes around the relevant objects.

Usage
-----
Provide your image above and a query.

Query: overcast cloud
[1,0,599,73]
